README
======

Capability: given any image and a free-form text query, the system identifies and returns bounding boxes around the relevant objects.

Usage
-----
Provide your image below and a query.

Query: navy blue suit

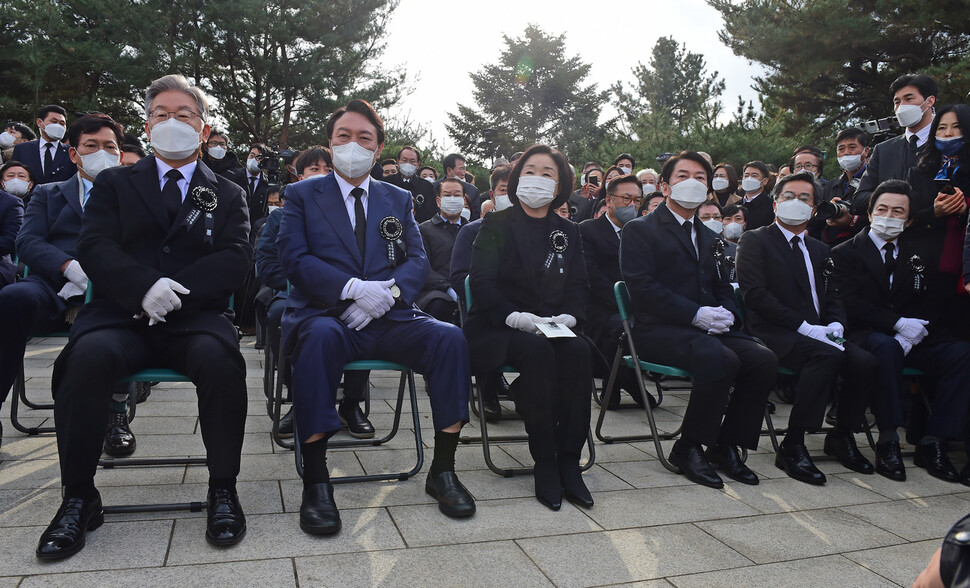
[278,173,470,442]
[11,140,76,185]
[0,176,84,401]
[0,190,24,287]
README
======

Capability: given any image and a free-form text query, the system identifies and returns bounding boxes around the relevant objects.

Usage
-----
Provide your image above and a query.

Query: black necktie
[352,187,366,257]
[162,169,184,223]
[884,242,897,278]
[682,220,695,255]
[909,134,919,152]
[44,143,53,177]
[249,175,256,195]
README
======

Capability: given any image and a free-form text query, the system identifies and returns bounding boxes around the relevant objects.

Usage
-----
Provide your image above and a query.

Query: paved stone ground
[0,335,965,586]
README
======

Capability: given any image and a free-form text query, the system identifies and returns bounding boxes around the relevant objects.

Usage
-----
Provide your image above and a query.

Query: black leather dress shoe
[532,459,562,510]
[425,471,476,518]
[669,439,723,489]
[775,441,826,485]
[277,407,294,439]
[823,430,874,474]
[705,444,759,485]
[300,482,341,535]
[482,398,502,422]
[559,458,593,508]
[206,487,246,546]
[338,401,375,439]
[103,410,136,457]
[36,492,104,560]
[874,440,906,481]
[914,440,959,482]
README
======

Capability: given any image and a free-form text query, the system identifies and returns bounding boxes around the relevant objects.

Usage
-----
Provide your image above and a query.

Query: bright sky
[378,0,766,155]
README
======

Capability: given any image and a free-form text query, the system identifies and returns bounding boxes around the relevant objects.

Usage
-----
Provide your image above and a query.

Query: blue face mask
[936,135,964,157]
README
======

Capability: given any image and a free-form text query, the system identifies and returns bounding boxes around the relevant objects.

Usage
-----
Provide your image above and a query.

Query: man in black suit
[811,128,871,245]
[416,178,466,324]
[240,143,272,225]
[739,161,774,231]
[737,171,879,485]
[834,180,970,483]
[852,74,937,213]
[385,145,438,223]
[434,153,481,221]
[0,188,22,288]
[580,174,647,408]
[36,75,252,559]
[11,105,77,185]
[620,151,777,489]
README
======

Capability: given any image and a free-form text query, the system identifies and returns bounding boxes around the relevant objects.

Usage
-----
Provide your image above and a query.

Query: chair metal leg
[9,361,55,435]
[271,351,294,450]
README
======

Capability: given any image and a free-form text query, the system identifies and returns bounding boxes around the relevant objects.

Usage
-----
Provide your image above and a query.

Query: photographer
[810,128,870,247]
[241,143,274,224]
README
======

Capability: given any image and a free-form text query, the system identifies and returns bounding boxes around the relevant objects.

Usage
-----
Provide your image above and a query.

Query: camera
[656,152,675,165]
[816,199,851,220]
[861,116,902,146]
[257,147,280,171]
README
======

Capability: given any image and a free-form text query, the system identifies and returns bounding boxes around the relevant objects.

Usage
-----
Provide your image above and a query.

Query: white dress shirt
[39,140,62,175]
[668,207,698,255]
[334,172,371,231]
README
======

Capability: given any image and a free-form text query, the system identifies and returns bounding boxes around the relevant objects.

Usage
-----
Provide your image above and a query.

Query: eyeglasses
[207,139,227,148]
[777,191,814,204]
[149,108,204,124]
[793,163,819,171]
[610,193,643,206]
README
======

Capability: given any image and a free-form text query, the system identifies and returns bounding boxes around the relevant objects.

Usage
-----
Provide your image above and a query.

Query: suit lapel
[133,156,172,232]
[164,162,218,242]
[856,231,891,297]
[659,204,697,260]
[600,214,620,246]
[767,224,812,299]
[364,181,393,272]
[806,238,829,307]
[310,175,361,265]
[890,236,914,300]
[60,176,83,218]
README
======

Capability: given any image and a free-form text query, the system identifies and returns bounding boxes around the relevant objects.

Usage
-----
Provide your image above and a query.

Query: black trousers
[503,331,592,462]
[779,336,877,433]
[633,326,777,449]
[54,327,248,487]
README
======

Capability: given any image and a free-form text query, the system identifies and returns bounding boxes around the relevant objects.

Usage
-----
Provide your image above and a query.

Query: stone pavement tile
[294,540,552,587]
[695,508,903,564]
[281,477,435,512]
[98,480,283,518]
[387,497,602,548]
[108,432,270,458]
[837,468,970,501]
[0,458,60,491]
[517,524,748,587]
[0,487,62,527]
[721,476,889,514]
[0,520,171,576]
[18,559,297,588]
[599,460,699,490]
[354,444,522,474]
[0,577,20,588]
[594,582,673,588]
[583,486,759,530]
[843,539,940,587]
[126,416,198,435]
[455,464,632,502]
[500,439,637,465]
[167,509,404,565]
[183,451,363,483]
[840,494,970,541]
[668,554,894,587]
[0,434,58,460]
[131,400,204,417]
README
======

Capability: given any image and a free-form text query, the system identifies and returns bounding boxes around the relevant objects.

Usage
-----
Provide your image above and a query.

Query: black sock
[302,438,330,484]
[65,480,98,501]
[783,427,805,446]
[429,430,460,477]
[208,477,236,491]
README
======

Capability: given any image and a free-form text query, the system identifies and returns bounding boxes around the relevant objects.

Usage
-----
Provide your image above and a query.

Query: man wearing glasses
[36,74,252,559]
[736,171,879,486]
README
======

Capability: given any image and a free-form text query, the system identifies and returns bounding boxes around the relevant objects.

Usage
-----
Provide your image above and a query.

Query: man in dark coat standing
[36,75,253,560]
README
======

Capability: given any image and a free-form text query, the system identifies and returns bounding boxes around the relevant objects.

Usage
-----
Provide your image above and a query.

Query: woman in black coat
[464,144,593,511]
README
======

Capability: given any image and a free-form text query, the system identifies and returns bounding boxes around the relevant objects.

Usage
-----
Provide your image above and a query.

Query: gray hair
[145,74,209,121]
[636,168,659,181]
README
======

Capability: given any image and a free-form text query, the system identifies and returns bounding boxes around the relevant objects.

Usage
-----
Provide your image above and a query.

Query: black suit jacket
[387,173,439,223]
[11,139,76,184]
[580,214,622,325]
[740,192,774,231]
[853,133,922,213]
[15,175,84,288]
[569,190,593,222]
[619,202,739,328]
[72,156,252,349]
[736,223,845,357]
[0,190,23,285]
[240,172,270,230]
[832,229,950,345]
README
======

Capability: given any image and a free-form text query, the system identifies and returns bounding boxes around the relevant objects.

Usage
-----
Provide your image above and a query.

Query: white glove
[505,311,550,334]
[894,317,929,344]
[692,306,721,331]
[798,321,844,350]
[347,278,395,318]
[63,260,88,290]
[550,314,577,328]
[894,333,914,356]
[825,322,845,339]
[57,281,85,301]
[707,318,732,335]
[339,302,373,331]
[140,278,190,324]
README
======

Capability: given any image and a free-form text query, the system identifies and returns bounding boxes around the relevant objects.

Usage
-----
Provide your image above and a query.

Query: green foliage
[447,25,610,168]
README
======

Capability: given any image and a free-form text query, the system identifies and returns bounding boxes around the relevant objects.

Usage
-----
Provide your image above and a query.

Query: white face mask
[439,195,465,215]
[0,132,15,149]
[460,208,471,221]
[775,199,814,225]
[895,99,928,129]
[668,178,708,209]
[399,162,417,177]
[78,149,120,179]
[642,183,657,195]
[494,194,512,211]
[43,122,66,141]
[421,174,435,182]
[870,215,906,240]
[741,177,763,193]
[150,118,202,160]
[838,154,863,173]
[722,221,743,240]
[2,178,29,197]
[246,157,261,174]
[619,166,632,175]
[331,141,376,179]
[702,218,723,235]
[267,205,281,214]
[515,175,557,209]
[208,146,227,160]
[712,177,730,191]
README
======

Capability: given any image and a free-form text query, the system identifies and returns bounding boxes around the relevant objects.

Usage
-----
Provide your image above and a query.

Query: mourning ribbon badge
[183,186,218,246]
[379,216,407,267]
[544,229,568,274]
